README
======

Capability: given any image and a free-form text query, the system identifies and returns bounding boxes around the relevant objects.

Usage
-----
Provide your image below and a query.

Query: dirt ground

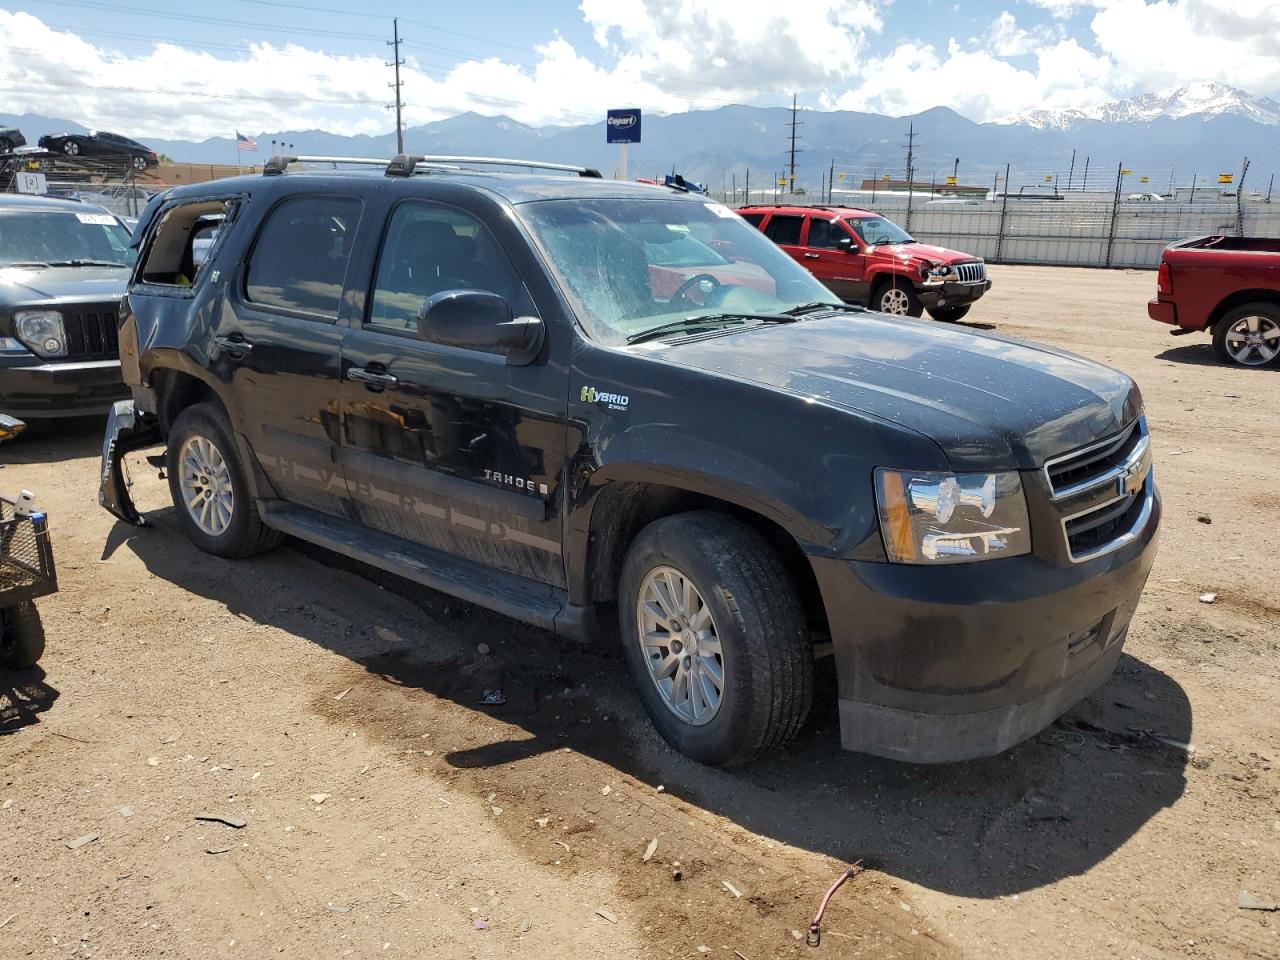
[1,264,1277,960]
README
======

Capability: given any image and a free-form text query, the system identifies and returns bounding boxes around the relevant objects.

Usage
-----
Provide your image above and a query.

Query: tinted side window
[368,201,531,331]
[806,218,844,248]
[246,197,362,318]
[738,212,765,229]
[764,215,803,245]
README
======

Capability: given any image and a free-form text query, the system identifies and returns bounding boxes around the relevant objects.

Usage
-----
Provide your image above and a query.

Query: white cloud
[1,1,1278,141]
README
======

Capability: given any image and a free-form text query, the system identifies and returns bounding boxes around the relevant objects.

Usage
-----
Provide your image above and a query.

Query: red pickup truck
[1148,236,1280,367]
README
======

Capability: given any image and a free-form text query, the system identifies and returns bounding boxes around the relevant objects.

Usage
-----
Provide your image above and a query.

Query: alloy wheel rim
[881,288,909,315]
[178,435,234,537]
[1225,315,1280,366]
[636,565,724,726]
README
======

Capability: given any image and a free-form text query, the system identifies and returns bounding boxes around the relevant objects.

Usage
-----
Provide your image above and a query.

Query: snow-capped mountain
[1003,82,1280,130]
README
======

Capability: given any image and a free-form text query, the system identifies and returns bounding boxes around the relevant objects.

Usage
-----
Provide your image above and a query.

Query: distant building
[860,178,987,197]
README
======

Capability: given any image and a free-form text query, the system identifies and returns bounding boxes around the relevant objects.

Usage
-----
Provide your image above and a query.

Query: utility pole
[828,158,834,204]
[903,122,917,231]
[1082,155,1090,191]
[786,93,802,193]
[1067,149,1076,191]
[386,18,406,154]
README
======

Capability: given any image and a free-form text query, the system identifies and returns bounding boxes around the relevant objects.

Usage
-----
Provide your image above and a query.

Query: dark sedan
[37,131,159,171]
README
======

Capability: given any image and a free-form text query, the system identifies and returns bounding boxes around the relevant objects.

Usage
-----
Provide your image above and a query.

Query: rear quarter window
[764,215,803,246]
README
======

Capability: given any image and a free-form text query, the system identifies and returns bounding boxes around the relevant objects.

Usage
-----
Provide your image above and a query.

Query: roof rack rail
[263,153,602,179]
[386,154,602,178]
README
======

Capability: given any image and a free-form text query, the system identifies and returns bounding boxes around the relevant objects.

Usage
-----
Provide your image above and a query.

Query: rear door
[803,216,868,303]
[220,194,363,518]
[763,212,805,269]
[339,197,567,586]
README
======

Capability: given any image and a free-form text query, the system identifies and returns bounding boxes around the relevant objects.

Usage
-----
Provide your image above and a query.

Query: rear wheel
[0,602,46,669]
[872,278,924,318]
[0,138,13,154]
[62,140,79,156]
[618,511,813,766]
[166,403,281,558]
[132,155,147,172]
[928,305,971,323]
[1213,303,1280,367]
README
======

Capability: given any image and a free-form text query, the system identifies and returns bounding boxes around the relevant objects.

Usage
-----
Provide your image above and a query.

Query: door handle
[213,334,253,355]
[803,252,820,259]
[347,366,399,390]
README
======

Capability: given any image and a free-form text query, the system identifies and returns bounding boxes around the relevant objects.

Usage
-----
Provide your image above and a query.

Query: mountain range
[4,81,1276,190]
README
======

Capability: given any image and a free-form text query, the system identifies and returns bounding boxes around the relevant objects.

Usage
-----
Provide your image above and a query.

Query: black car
[99,154,1160,767]
[0,128,25,153]
[0,195,133,419]
[37,131,159,171]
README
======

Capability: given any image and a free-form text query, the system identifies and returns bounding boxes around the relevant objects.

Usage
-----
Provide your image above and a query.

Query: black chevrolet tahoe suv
[99,154,1160,766]
[1,195,133,419]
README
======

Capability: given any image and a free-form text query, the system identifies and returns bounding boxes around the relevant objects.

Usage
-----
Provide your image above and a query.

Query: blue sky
[2,1,1278,138]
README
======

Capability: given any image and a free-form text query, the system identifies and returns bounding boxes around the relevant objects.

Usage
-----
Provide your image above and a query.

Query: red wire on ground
[807,862,863,947]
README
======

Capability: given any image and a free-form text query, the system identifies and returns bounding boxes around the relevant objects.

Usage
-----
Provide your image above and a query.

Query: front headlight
[14,310,67,358]
[875,468,1031,564]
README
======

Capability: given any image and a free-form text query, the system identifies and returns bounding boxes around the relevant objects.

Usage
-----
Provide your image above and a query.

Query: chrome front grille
[62,306,120,360]
[954,261,986,283]
[1044,417,1154,562]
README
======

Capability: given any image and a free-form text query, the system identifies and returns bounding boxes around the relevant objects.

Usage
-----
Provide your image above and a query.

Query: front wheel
[618,511,813,766]
[166,402,282,558]
[1,602,46,669]
[62,140,79,156]
[1213,303,1280,367]
[872,279,924,318]
[928,305,971,323]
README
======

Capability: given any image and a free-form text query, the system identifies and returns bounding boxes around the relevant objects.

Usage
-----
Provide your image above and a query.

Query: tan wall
[150,162,262,185]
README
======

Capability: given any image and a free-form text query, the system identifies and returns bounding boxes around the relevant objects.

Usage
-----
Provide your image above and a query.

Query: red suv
[736,205,991,321]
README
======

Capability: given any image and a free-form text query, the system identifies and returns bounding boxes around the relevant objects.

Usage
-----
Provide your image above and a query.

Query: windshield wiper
[782,301,866,317]
[0,260,52,268]
[47,259,128,268]
[626,312,794,345]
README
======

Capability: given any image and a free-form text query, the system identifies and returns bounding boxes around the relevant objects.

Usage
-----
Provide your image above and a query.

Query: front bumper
[811,486,1160,763]
[0,355,128,419]
[917,278,992,309]
[99,400,162,526]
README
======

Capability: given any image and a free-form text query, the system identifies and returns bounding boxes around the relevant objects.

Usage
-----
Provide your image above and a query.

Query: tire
[0,138,12,154]
[928,305,971,323]
[617,510,813,766]
[1212,303,1280,368]
[63,140,79,156]
[1,602,46,669]
[872,278,924,318]
[132,155,147,172]
[166,402,282,558]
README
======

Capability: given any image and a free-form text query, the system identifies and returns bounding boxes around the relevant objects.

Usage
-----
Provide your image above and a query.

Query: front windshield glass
[0,210,134,267]
[518,198,839,345]
[848,215,913,246]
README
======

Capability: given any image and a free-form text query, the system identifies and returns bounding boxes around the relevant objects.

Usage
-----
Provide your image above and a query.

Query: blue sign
[606,109,642,144]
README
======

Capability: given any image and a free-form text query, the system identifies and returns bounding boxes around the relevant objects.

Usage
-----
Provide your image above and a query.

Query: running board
[259,504,577,636]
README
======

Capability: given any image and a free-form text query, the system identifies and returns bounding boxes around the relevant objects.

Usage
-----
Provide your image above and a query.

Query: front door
[222,194,364,518]
[339,199,566,587]
[803,216,868,303]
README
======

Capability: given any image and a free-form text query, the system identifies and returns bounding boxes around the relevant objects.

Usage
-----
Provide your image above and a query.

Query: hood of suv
[650,312,1140,469]
[866,242,977,266]
[0,264,129,308]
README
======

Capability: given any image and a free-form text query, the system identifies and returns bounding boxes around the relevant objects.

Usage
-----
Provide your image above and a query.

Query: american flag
[235,131,257,151]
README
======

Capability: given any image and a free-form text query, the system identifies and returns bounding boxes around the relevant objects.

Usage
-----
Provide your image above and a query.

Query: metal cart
[1,418,58,668]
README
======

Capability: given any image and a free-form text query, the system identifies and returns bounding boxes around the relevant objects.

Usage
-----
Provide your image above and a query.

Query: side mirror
[837,235,857,253]
[417,290,544,365]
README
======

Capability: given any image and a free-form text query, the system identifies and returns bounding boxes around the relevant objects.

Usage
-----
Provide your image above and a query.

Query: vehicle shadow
[0,416,106,465]
[1157,343,1274,371]
[0,665,59,733]
[119,508,1191,900]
